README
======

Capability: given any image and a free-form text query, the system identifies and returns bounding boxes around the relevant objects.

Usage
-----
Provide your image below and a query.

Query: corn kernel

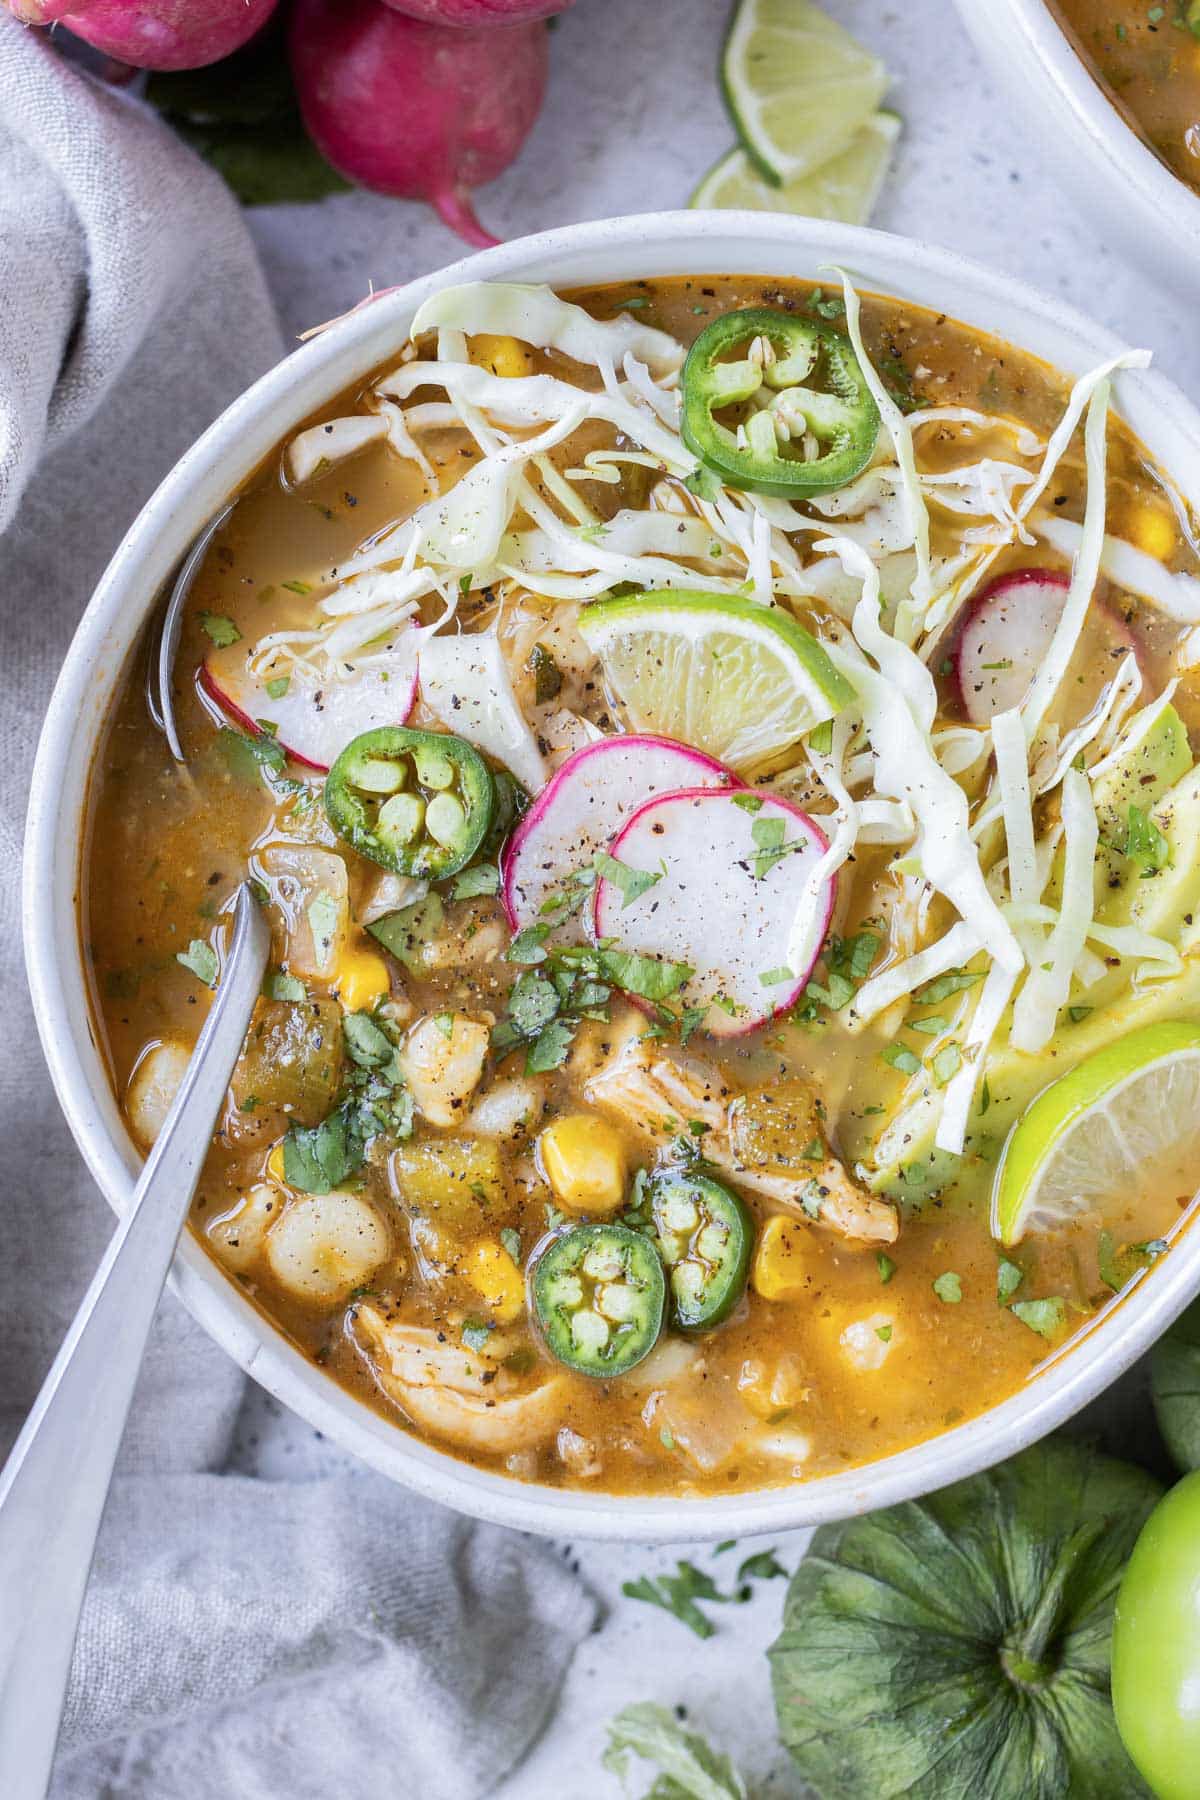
[267,1142,287,1184]
[336,947,391,1011]
[538,1113,627,1214]
[1125,503,1176,562]
[752,1214,811,1301]
[469,332,532,379]
[464,1239,525,1323]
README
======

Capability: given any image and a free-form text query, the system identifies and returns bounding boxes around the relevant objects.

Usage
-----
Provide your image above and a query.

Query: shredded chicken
[585,1038,898,1245]
[353,1309,567,1454]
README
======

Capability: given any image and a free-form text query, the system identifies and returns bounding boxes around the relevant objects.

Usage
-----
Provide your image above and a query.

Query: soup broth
[84,274,1200,1497]
[1053,0,1200,190]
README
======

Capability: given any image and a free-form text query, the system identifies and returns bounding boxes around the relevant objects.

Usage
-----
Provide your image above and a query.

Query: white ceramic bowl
[955,0,1200,293]
[24,212,1200,1541]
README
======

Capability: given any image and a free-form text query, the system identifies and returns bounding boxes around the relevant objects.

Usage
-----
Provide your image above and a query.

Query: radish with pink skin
[593,788,835,1040]
[380,0,571,21]
[501,735,733,939]
[7,0,278,69]
[288,0,548,248]
[199,630,418,773]
[954,566,1140,725]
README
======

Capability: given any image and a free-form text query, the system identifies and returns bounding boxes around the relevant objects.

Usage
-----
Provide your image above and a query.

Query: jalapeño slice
[323,726,494,879]
[531,1222,665,1377]
[681,306,879,498]
[651,1171,753,1332]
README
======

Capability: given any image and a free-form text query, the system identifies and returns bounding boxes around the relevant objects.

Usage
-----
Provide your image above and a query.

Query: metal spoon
[147,503,234,763]
[0,883,270,1799]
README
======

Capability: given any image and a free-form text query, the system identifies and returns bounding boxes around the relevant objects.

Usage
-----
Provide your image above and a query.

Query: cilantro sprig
[282,1007,413,1194]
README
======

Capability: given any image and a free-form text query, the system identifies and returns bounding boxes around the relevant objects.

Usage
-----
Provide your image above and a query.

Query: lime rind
[577,591,854,775]
[722,0,889,185]
[992,1021,1200,1245]
[691,112,900,224]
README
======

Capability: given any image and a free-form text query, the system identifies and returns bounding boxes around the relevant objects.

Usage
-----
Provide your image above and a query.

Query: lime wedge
[722,0,889,185]
[691,112,900,225]
[576,591,854,774]
[992,1021,1200,1246]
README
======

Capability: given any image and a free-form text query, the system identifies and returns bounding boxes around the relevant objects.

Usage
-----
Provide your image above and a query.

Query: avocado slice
[1091,700,1191,841]
[861,952,1200,1201]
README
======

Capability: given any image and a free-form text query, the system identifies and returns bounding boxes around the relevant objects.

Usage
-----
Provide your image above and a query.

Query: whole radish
[379,0,571,20]
[288,0,547,248]
[4,0,279,69]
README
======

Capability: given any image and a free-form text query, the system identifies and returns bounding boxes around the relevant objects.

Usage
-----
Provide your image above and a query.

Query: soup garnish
[85,271,1200,1496]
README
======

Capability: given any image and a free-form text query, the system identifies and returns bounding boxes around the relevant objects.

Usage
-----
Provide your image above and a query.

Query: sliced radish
[199,630,418,774]
[501,734,733,935]
[593,788,833,1039]
[954,568,1138,725]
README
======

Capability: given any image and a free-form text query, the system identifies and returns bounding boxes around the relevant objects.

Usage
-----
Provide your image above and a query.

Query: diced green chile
[651,1172,752,1332]
[681,307,879,498]
[324,726,493,879]
[532,1222,665,1377]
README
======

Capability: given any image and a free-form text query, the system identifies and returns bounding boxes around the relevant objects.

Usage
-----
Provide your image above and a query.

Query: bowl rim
[23,208,1200,1542]
[954,0,1200,261]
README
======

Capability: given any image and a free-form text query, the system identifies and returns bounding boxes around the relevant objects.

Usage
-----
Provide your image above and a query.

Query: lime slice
[722,0,889,185]
[575,591,854,774]
[691,112,900,225]
[992,1021,1200,1246]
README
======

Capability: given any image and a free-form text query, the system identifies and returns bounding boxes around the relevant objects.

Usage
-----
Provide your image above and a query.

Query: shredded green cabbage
[1037,515,1200,623]
[1020,381,1111,744]
[419,630,548,793]
[1010,769,1098,1053]
[825,537,1023,981]
[850,919,979,1028]
[410,281,685,376]
[830,266,933,636]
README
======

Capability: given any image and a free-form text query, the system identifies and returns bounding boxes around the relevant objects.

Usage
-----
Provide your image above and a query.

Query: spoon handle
[0,885,270,1798]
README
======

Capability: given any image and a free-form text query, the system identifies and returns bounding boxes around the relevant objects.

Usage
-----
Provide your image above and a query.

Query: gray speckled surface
[232,2,1190,1791]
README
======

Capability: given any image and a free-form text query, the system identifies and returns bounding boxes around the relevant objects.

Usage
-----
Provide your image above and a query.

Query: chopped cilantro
[449,862,501,901]
[462,1320,493,1353]
[931,1042,962,1087]
[265,970,306,1002]
[507,921,551,965]
[1011,1297,1068,1340]
[917,967,984,1004]
[265,675,290,700]
[997,1259,1023,1305]
[683,464,723,503]
[526,1018,576,1074]
[526,641,563,705]
[621,1561,733,1639]
[876,1252,896,1284]
[933,1271,963,1304]
[499,1226,523,1265]
[881,1042,921,1076]
[758,965,794,987]
[908,1013,950,1035]
[283,1103,365,1195]
[736,1549,786,1583]
[368,893,445,972]
[595,850,662,909]
[176,938,218,987]
[1122,804,1170,877]
[198,611,241,648]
